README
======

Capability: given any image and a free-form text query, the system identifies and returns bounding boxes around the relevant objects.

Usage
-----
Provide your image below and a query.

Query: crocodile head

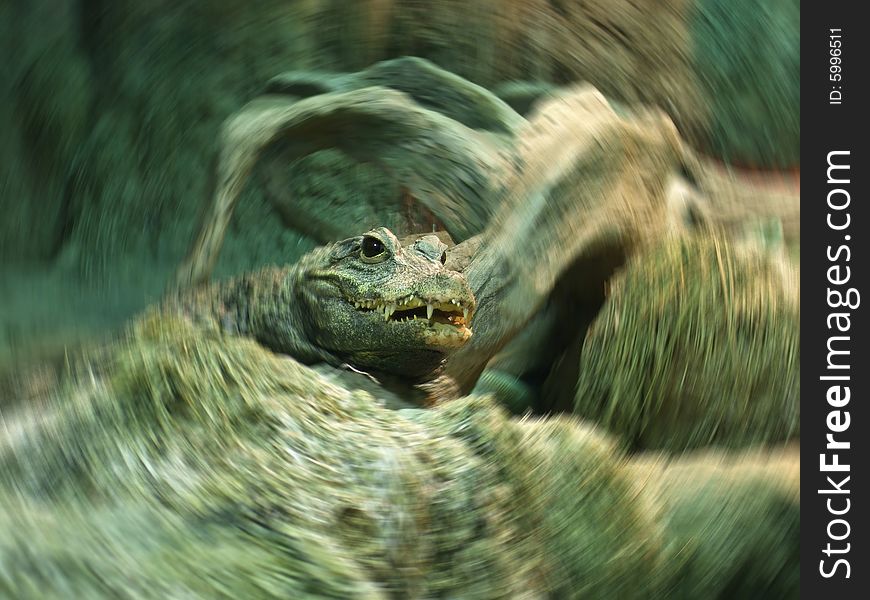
[298,227,476,380]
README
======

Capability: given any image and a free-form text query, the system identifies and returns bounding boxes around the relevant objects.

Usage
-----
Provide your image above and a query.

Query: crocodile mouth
[352,294,473,333]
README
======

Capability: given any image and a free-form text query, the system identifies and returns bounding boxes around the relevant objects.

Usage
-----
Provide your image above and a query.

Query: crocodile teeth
[427,304,434,320]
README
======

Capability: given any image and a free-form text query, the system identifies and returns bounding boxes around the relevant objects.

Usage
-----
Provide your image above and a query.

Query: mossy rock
[1,312,664,598]
[574,232,799,451]
[633,447,800,598]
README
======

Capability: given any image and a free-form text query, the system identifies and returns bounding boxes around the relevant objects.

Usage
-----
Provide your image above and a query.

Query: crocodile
[172,227,475,383]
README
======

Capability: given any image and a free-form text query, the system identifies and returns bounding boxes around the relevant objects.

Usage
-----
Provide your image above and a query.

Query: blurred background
[0,0,799,372]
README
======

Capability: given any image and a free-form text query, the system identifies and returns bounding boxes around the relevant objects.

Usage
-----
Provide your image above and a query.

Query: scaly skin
[171,227,475,382]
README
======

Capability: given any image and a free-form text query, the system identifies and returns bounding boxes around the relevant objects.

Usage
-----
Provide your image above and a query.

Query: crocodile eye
[440,251,447,265]
[360,236,386,261]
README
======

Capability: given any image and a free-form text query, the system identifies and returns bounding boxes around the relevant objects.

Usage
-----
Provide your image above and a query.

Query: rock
[574,231,799,451]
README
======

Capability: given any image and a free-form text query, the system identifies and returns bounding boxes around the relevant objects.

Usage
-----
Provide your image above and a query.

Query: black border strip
[802,1,868,595]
